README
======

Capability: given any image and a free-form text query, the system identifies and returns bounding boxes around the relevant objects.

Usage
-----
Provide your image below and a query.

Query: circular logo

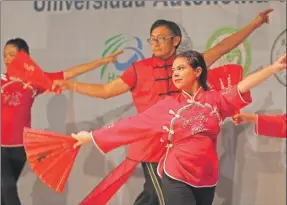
[205,27,251,77]
[271,29,286,87]
[100,34,145,79]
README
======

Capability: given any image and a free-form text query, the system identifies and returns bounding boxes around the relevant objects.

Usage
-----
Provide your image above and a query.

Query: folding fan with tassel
[7,51,55,91]
[23,127,80,193]
[207,64,243,121]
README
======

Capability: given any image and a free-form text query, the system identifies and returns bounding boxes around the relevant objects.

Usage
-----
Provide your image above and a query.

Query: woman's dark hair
[150,19,182,49]
[176,50,208,91]
[5,38,30,55]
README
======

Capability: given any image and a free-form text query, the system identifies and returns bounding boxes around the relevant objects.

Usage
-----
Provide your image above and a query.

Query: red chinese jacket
[1,72,64,147]
[81,85,252,204]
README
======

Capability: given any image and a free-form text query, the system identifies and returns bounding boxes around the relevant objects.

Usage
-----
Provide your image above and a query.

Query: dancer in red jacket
[72,52,286,205]
[1,38,122,205]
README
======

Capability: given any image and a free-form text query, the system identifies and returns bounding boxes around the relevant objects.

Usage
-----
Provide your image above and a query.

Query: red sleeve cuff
[90,131,106,154]
[234,86,252,109]
[255,114,286,138]
[45,71,64,81]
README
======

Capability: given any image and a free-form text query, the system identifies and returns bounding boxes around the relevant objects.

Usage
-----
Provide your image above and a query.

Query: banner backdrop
[1,1,286,205]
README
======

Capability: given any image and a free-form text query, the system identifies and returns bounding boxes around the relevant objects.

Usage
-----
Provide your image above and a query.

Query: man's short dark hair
[150,20,182,49]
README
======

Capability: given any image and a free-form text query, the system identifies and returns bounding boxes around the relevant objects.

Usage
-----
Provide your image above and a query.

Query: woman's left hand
[71,131,93,149]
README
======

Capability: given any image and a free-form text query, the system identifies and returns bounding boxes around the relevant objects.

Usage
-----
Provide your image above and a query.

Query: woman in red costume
[232,112,286,138]
[1,38,122,205]
[72,51,286,205]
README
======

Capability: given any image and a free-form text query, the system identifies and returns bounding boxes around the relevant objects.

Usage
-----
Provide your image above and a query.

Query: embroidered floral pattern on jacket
[2,92,23,106]
[181,112,208,135]
[1,75,37,106]
[186,100,221,123]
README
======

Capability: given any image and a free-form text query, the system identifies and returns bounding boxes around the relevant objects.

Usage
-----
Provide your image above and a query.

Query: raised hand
[52,79,74,92]
[272,53,286,72]
[103,50,124,64]
[232,112,257,126]
[71,131,93,148]
[252,8,273,28]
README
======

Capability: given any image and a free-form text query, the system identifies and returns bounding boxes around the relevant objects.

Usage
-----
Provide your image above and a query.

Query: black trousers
[1,146,27,205]
[133,162,165,205]
[162,173,216,205]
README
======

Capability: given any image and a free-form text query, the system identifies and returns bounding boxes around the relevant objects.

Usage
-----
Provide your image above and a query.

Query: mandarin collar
[152,52,176,68]
[180,87,204,103]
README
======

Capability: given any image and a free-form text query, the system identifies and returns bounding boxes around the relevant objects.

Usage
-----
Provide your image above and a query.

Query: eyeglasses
[147,36,174,45]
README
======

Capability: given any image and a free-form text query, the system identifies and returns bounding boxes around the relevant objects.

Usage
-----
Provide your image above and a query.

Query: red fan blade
[23,127,80,193]
[207,64,243,91]
[7,51,53,91]
[208,64,243,117]
[26,144,66,162]
[38,152,75,190]
[56,151,79,192]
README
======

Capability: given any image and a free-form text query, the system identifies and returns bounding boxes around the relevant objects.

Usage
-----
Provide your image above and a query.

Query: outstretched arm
[217,54,285,119]
[238,54,286,93]
[203,9,273,68]
[58,78,130,99]
[62,50,123,80]
[71,98,169,151]
[52,60,137,99]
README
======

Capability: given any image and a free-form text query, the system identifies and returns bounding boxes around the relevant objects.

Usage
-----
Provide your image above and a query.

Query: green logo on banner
[205,27,251,77]
[100,34,145,82]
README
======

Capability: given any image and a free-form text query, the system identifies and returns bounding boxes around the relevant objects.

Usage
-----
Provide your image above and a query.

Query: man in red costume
[232,112,286,138]
[53,9,273,205]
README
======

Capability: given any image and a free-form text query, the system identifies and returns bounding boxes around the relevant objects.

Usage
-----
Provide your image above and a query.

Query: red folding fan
[207,64,243,91]
[207,64,243,121]
[23,127,80,193]
[7,51,53,91]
